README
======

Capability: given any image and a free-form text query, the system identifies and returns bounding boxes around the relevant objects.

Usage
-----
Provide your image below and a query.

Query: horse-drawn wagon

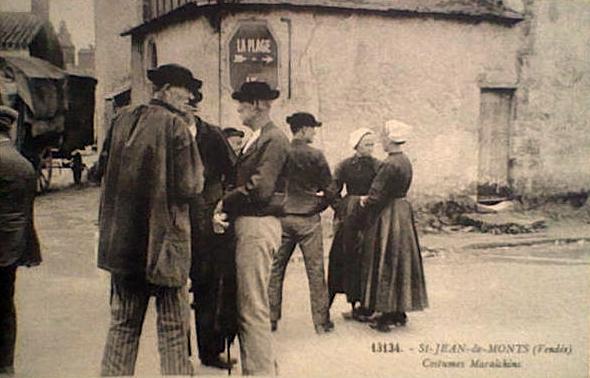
[0,55,96,192]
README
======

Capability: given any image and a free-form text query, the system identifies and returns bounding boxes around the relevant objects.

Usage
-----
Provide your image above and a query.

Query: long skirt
[327,195,364,304]
[360,198,428,313]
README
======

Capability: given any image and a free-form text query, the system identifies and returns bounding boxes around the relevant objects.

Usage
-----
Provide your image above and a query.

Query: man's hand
[359,195,368,207]
[212,201,230,234]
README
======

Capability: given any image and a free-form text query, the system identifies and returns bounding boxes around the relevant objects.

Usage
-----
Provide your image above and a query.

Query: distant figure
[268,112,336,334]
[359,119,428,332]
[97,64,204,376]
[327,128,380,321]
[216,81,290,375]
[223,127,245,154]
[0,106,42,377]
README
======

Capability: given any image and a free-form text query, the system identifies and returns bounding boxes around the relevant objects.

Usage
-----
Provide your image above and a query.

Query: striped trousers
[100,275,194,376]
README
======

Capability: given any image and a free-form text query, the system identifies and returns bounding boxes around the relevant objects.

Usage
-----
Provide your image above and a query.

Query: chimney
[31,0,50,21]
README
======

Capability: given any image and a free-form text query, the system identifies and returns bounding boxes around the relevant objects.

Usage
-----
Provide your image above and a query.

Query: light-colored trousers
[100,276,194,376]
[235,216,281,376]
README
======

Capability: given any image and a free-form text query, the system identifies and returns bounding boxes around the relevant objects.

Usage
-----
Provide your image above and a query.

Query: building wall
[62,45,75,67]
[31,0,49,21]
[512,0,590,197]
[0,49,29,58]
[78,46,95,74]
[94,0,142,145]
[131,11,522,202]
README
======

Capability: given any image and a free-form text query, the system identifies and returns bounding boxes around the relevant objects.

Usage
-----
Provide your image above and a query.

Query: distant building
[77,45,95,75]
[31,0,49,21]
[57,21,75,69]
[0,11,64,68]
[93,0,143,146]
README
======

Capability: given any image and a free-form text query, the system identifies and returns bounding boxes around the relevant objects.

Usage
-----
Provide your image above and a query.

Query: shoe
[381,312,407,326]
[390,312,407,327]
[315,320,335,334]
[342,307,373,322]
[369,321,391,333]
[271,320,278,332]
[201,355,237,370]
[354,308,374,323]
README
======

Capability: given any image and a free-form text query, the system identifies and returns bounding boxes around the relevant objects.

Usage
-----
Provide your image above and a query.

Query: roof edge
[121,2,524,37]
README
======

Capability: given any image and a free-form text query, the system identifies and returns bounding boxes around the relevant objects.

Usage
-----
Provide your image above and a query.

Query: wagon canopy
[0,55,67,137]
[62,72,97,154]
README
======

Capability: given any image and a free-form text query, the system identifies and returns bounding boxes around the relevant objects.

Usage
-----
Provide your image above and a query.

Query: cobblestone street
[11,186,590,377]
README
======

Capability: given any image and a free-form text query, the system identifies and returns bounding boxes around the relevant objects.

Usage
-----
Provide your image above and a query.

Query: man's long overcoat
[98,100,203,287]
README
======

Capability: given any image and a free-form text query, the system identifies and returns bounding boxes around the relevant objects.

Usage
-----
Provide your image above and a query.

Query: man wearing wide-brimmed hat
[97,63,204,376]
[0,105,41,377]
[215,81,290,375]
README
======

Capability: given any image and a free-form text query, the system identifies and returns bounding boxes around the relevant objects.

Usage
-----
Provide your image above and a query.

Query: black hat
[286,112,322,128]
[231,81,280,102]
[223,127,245,138]
[147,64,202,95]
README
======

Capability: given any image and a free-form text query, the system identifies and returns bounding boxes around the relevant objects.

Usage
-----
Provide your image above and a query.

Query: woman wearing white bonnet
[348,127,374,150]
[327,128,380,321]
[358,119,428,332]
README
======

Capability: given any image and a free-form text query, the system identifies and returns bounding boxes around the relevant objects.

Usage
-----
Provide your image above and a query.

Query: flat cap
[286,112,322,128]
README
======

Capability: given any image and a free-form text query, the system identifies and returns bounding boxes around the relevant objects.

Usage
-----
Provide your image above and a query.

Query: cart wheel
[37,148,53,194]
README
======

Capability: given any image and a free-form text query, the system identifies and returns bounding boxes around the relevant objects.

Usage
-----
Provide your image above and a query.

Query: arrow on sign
[233,54,247,63]
[262,55,274,64]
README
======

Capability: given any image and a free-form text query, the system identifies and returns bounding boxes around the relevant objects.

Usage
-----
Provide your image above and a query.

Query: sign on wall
[229,21,278,91]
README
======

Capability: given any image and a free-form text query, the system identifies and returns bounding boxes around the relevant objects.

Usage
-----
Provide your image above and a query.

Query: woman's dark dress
[359,152,428,313]
[327,155,380,305]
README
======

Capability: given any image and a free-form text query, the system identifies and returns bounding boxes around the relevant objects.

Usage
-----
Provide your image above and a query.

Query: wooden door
[478,88,514,203]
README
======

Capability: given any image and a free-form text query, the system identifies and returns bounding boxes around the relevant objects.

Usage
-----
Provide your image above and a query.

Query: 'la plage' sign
[229,21,279,92]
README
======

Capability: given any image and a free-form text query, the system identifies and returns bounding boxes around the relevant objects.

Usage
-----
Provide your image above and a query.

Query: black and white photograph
[0,0,589,377]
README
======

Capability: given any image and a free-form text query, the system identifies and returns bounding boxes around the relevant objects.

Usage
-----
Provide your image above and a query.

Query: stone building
[31,0,49,21]
[57,21,76,69]
[95,0,590,203]
[77,45,95,75]
[0,11,63,69]
[510,1,590,199]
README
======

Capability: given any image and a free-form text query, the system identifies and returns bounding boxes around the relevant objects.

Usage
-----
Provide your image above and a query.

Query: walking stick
[227,337,232,375]
[187,330,192,357]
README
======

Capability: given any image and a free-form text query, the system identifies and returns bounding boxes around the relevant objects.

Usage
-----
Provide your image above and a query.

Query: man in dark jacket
[0,105,41,377]
[97,64,204,376]
[268,112,336,334]
[184,96,238,370]
[216,81,290,375]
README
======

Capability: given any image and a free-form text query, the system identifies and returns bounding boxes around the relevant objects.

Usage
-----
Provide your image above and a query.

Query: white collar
[242,128,261,154]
